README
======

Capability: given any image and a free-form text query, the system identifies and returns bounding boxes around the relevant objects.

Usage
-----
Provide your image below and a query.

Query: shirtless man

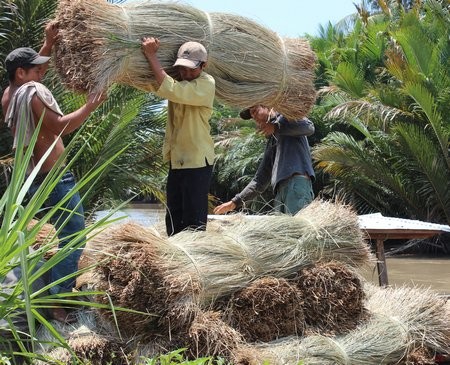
[1,22,106,321]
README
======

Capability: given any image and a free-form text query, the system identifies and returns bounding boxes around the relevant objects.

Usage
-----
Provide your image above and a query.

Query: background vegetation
[0,0,448,362]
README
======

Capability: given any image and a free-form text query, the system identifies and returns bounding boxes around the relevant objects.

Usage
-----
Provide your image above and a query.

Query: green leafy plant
[140,348,215,365]
[0,110,128,363]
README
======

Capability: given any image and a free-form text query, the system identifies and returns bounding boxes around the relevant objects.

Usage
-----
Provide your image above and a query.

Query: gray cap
[5,47,50,73]
[173,41,207,69]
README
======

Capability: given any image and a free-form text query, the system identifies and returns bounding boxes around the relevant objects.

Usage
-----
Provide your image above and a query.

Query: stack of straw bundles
[167,200,374,304]
[53,0,317,120]
[234,285,450,365]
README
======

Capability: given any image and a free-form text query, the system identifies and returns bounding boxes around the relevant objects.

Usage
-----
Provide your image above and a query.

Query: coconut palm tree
[312,0,450,226]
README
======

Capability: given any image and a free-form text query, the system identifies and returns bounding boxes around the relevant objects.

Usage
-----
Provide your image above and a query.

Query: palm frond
[403,82,449,168]
[332,62,368,99]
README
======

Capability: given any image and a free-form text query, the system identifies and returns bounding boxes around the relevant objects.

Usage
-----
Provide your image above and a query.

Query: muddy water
[361,256,450,295]
[96,205,450,296]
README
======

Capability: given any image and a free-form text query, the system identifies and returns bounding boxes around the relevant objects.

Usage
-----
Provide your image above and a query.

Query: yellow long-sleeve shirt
[156,72,215,169]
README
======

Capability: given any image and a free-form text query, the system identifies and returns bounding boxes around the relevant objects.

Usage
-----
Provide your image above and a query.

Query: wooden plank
[375,239,389,286]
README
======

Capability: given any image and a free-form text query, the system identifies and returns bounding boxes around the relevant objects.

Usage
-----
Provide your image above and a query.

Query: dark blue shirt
[232,114,315,208]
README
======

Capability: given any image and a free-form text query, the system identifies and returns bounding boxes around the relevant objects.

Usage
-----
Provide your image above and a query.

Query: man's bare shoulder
[1,86,11,118]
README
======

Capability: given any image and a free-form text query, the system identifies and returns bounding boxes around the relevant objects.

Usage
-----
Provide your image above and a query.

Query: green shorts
[274,174,314,215]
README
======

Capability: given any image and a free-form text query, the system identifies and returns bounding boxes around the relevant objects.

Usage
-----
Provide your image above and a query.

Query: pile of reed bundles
[52,0,317,120]
[234,285,450,365]
[46,200,449,364]
[68,201,372,356]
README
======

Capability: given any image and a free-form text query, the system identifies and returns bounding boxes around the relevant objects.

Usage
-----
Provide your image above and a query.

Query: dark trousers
[165,164,213,236]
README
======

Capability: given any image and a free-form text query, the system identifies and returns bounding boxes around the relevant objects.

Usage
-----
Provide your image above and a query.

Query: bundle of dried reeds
[88,222,201,339]
[167,200,373,304]
[234,315,411,365]
[187,310,245,361]
[223,277,305,342]
[293,261,367,336]
[43,333,130,365]
[365,285,450,356]
[53,0,317,120]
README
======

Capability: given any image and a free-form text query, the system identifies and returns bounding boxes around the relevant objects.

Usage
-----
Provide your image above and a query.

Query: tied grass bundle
[167,200,373,304]
[53,0,317,120]
[187,310,245,361]
[43,334,130,365]
[89,222,201,339]
[224,277,305,342]
[234,315,411,365]
[365,285,450,356]
[293,261,367,336]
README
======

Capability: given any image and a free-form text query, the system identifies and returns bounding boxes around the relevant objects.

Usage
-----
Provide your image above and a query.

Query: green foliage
[312,0,450,232]
[0,356,11,365]
[0,114,125,362]
[140,348,216,365]
[65,86,167,211]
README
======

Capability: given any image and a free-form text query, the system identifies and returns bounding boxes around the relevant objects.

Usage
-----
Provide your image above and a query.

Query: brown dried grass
[224,277,305,342]
[187,310,245,362]
[45,333,129,364]
[53,0,316,120]
[90,222,200,339]
[28,219,58,259]
[293,261,367,336]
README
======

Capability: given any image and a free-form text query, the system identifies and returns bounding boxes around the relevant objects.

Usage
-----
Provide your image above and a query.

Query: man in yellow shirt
[141,37,215,236]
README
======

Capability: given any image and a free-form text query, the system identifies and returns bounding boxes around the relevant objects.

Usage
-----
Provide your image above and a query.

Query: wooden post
[375,239,389,286]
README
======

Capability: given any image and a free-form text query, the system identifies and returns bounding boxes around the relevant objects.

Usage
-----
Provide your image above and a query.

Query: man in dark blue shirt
[214,105,315,215]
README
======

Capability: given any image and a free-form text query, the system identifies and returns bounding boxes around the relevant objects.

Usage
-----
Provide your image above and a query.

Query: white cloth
[5,81,63,150]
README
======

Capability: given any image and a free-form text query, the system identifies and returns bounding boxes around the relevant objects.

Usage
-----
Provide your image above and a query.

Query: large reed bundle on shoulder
[53,0,317,120]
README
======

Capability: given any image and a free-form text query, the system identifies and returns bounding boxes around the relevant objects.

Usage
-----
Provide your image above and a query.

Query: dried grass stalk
[44,333,129,365]
[187,310,245,362]
[53,0,317,120]
[293,261,367,336]
[365,285,450,355]
[224,277,305,342]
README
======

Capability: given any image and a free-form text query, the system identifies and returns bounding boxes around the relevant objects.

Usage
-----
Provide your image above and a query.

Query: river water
[95,204,450,296]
